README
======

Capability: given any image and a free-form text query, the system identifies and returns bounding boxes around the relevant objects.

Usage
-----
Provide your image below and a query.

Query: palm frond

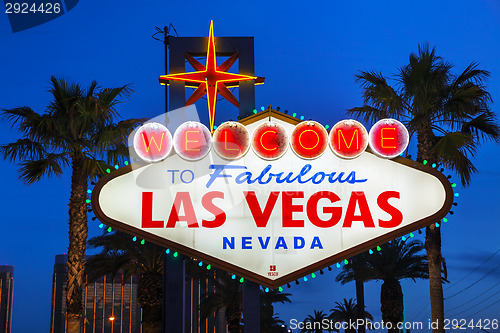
[432,133,478,185]
[440,84,492,127]
[452,62,490,87]
[461,112,500,143]
[92,118,145,151]
[0,139,47,162]
[347,105,387,124]
[367,239,428,281]
[18,153,68,184]
[81,156,111,180]
[353,70,406,119]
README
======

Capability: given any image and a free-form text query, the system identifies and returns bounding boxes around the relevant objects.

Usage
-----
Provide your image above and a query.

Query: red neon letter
[224,131,239,151]
[329,120,368,159]
[299,130,320,150]
[141,192,164,228]
[380,127,397,148]
[290,121,328,159]
[306,191,342,228]
[202,191,226,228]
[343,192,375,228]
[166,192,199,228]
[260,131,278,151]
[213,122,250,159]
[142,131,165,152]
[251,122,289,160]
[368,119,409,158]
[282,191,304,227]
[185,130,201,151]
[338,129,359,149]
[377,191,403,228]
[244,191,280,228]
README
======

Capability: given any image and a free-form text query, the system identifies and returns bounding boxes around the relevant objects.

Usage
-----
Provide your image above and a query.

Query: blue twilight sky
[1,1,499,332]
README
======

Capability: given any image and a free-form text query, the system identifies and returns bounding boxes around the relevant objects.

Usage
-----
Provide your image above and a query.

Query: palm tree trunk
[380,279,403,333]
[355,278,366,333]
[418,126,445,333]
[426,226,445,333]
[141,307,162,333]
[66,155,89,332]
[137,272,162,333]
[226,308,242,333]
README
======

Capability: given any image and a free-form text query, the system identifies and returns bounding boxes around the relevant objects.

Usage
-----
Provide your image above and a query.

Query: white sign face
[93,115,452,288]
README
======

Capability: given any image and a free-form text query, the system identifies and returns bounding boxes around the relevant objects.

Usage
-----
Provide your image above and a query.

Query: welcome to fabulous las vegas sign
[92,111,453,288]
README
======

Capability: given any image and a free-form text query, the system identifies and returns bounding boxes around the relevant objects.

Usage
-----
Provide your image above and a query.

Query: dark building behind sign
[50,254,225,332]
[0,265,14,333]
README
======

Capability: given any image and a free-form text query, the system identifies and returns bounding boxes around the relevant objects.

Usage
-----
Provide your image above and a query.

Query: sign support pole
[163,255,185,333]
[161,26,185,333]
[243,281,261,332]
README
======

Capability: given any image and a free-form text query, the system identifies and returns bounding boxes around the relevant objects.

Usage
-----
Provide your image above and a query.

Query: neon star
[159,21,264,132]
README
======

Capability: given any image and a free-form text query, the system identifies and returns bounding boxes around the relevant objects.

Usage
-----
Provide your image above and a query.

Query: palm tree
[348,44,500,333]
[366,239,428,333]
[199,270,243,333]
[261,287,292,333]
[261,315,287,333]
[330,298,373,333]
[1,76,144,332]
[87,231,164,333]
[335,253,372,333]
[301,310,330,333]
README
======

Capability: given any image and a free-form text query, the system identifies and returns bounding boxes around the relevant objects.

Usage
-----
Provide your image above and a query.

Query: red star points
[159,21,264,132]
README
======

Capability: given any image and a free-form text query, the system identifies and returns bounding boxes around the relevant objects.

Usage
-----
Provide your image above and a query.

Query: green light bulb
[140,239,145,245]
[107,227,112,232]
[206,264,211,270]
[239,277,244,283]
[377,246,381,251]
[278,287,283,292]
[173,252,178,258]
[311,273,316,278]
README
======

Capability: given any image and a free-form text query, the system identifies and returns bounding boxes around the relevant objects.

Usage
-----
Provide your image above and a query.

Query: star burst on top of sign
[159,21,265,132]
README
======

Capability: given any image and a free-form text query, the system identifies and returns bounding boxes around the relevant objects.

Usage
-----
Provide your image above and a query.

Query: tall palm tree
[301,310,330,333]
[335,253,372,333]
[198,270,243,333]
[348,44,500,332]
[366,239,428,333]
[329,298,373,333]
[87,231,164,333]
[261,287,292,333]
[1,76,144,332]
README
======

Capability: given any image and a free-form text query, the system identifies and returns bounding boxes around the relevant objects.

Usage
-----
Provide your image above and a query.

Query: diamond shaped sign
[92,112,453,288]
